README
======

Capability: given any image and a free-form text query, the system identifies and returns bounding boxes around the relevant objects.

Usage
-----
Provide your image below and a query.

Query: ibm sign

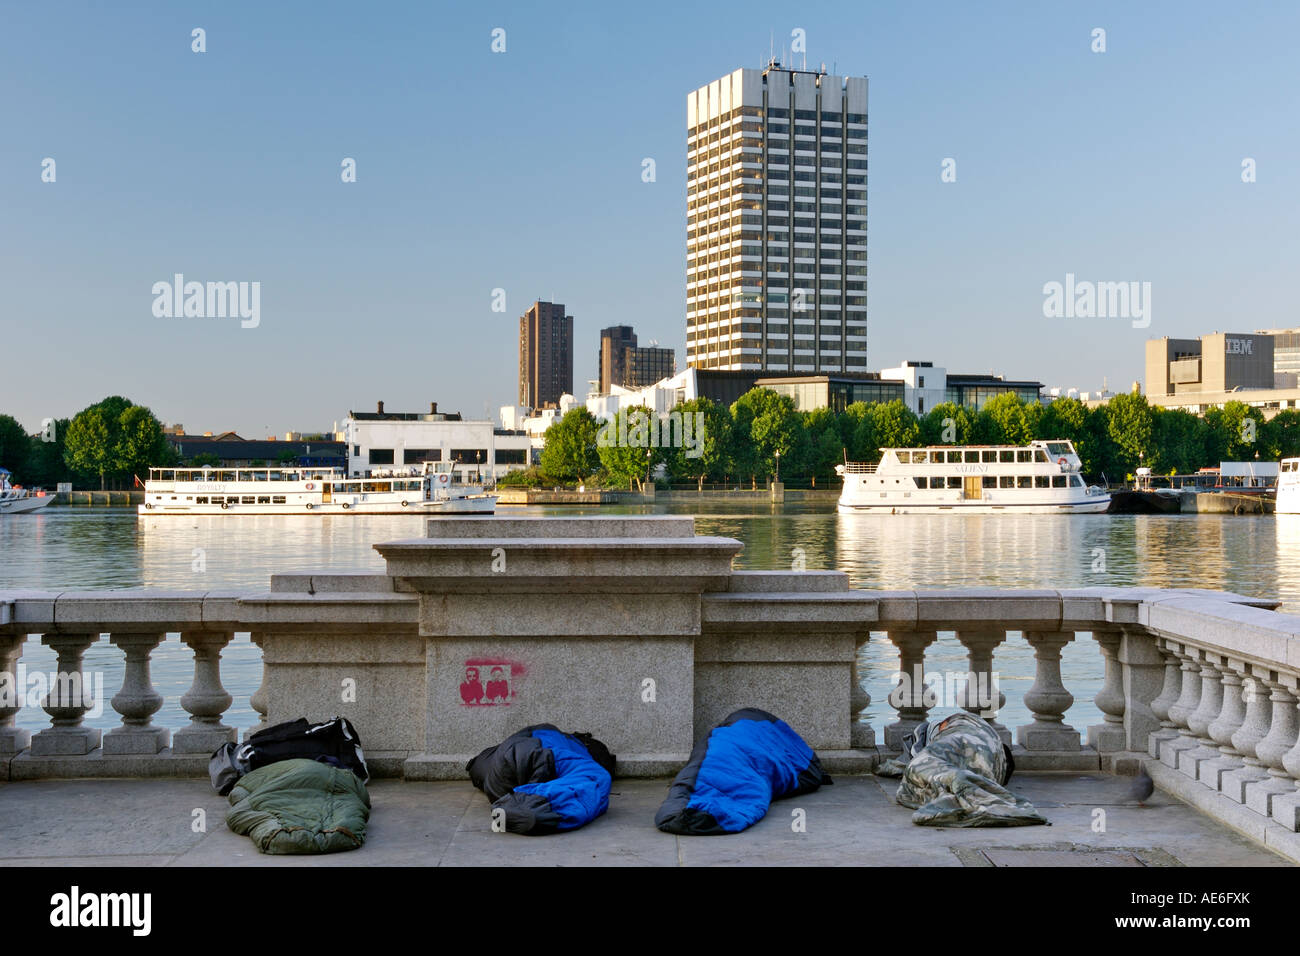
[1226,337,1254,356]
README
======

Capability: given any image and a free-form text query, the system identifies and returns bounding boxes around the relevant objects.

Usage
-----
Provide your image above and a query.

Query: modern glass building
[686,63,868,374]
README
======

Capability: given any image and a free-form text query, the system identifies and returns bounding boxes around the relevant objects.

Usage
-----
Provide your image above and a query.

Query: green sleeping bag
[226,758,371,854]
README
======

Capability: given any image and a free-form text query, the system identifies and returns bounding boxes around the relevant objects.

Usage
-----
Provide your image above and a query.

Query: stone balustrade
[2,515,1299,860]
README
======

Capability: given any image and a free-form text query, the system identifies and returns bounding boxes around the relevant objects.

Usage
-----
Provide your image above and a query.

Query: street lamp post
[775,450,781,484]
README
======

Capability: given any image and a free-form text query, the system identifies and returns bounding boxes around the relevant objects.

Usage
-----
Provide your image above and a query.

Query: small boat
[138,461,497,515]
[0,468,56,514]
[835,439,1111,514]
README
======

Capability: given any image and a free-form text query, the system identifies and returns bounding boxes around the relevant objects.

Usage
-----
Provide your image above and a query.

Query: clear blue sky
[2,1,1297,436]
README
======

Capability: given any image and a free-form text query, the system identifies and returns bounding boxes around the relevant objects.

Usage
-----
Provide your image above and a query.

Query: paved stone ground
[0,773,1290,866]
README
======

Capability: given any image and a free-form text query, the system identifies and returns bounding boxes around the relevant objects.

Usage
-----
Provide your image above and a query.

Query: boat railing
[840,462,877,474]
[3,517,1300,860]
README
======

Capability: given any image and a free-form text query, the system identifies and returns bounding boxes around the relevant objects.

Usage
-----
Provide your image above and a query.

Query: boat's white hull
[138,496,496,516]
[0,494,56,514]
[837,497,1111,515]
[1277,486,1300,515]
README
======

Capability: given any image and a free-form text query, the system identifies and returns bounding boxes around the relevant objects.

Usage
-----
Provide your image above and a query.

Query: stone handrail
[2,516,1298,859]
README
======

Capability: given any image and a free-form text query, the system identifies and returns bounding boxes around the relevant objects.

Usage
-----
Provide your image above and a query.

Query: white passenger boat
[1277,458,1300,515]
[0,468,56,514]
[138,462,497,515]
[835,440,1110,514]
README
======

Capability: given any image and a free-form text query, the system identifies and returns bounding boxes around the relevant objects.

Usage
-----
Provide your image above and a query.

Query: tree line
[0,396,174,490]
[513,388,1300,488]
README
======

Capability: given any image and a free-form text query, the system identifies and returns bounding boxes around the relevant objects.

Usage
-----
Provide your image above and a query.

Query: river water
[4,504,1299,740]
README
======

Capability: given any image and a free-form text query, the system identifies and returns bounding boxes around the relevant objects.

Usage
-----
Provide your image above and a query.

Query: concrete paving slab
[0,773,1291,866]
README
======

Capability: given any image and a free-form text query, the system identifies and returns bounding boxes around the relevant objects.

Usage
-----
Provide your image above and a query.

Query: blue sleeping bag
[466,725,615,835]
[655,708,831,834]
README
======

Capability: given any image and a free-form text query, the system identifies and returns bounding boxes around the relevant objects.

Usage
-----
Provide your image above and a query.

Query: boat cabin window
[242,496,255,504]
[896,451,910,464]
[912,477,925,489]
[982,476,997,488]
[1052,476,1067,488]
[999,450,1015,463]
[258,496,271,504]
[1070,476,1084,487]
[196,496,208,504]
[964,450,979,463]
[912,451,927,464]
[1016,450,1033,463]
[946,476,961,489]
[1017,476,1032,488]
[272,495,286,504]
[1036,449,1050,462]
[1000,476,1015,489]
[1035,476,1050,488]
[1046,442,1073,458]
[981,450,997,463]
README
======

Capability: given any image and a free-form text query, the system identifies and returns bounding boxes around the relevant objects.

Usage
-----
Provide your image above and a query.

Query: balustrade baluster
[1161,643,1204,768]
[850,633,875,749]
[174,631,236,753]
[1018,631,1080,752]
[955,629,1008,745]
[1245,678,1300,817]
[1220,664,1275,802]
[246,632,268,739]
[0,633,30,755]
[31,632,102,756]
[1200,658,1247,788]
[1179,653,1226,778]
[883,630,936,751]
[1271,683,1300,832]
[1087,630,1125,753]
[1146,640,1183,758]
[104,632,169,754]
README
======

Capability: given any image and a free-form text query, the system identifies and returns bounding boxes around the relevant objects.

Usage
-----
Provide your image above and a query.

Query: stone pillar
[883,629,937,751]
[850,632,874,749]
[1145,639,1183,758]
[173,631,236,753]
[1178,652,1225,779]
[103,632,169,755]
[1219,663,1273,802]
[31,633,103,756]
[955,629,1008,745]
[1199,659,1247,789]
[1117,626,1167,754]
[1087,630,1125,753]
[246,632,269,740]
[0,633,31,755]
[1018,631,1080,751]
[1246,677,1299,817]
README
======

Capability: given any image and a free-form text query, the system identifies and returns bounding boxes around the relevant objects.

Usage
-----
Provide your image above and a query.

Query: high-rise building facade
[519,300,574,410]
[686,64,868,374]
[598,325,638,394]
[599,325,678,392]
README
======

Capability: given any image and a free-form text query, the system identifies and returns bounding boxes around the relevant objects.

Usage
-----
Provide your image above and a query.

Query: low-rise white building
[344,402,530,480]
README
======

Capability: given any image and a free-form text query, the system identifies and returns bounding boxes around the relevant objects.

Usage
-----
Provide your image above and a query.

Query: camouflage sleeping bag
[876,711,1047,827]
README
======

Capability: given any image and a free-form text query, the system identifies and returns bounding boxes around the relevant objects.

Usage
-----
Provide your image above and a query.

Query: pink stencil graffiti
[459,659,525,706]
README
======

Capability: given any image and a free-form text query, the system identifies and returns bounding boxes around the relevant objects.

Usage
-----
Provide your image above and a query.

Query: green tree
[869,400,921,451]
[116,405,172,481]
[1103,391,1155,477]
[1262,410,1300,460]
[918,402,975,446]
[664,397,732,484]
[974,392,1040,446]
[64,407,114,489]
[1148,408,1208,474]
[597,407,667,488]
[0,415,32,483]
[730,387,799,480]
[802,407,845,483]
[1204,401,1265,463]
[540,408,601,483]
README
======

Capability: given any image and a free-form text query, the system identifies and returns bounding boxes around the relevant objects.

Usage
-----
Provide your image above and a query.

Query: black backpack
[210,716,369,795]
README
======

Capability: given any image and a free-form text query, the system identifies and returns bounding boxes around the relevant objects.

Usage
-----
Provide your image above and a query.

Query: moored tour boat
[138,461,496,515]
[835,439,1110,514]
[1277,458,1300,515]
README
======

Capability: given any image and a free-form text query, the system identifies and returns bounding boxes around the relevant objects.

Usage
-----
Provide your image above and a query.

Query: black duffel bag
[210,716,369,795]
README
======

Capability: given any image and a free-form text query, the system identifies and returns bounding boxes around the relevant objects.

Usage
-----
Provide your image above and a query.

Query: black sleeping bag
[655,708,831,834]
[466,725,616,835]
